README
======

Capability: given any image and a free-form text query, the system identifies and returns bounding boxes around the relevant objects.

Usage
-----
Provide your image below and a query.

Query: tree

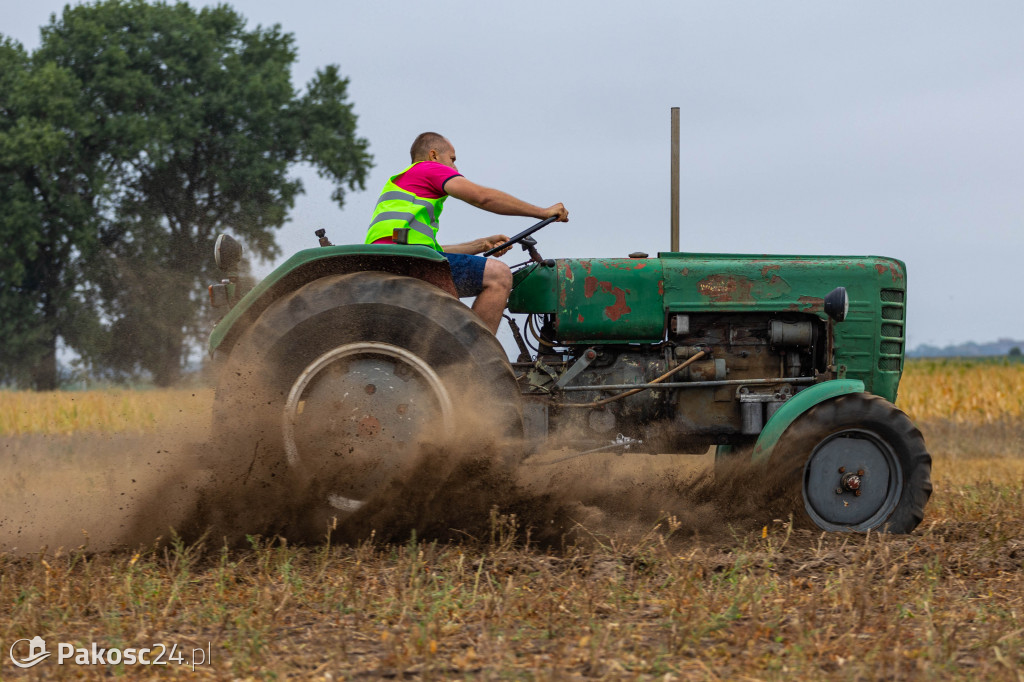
[27,0,371,386]
[0,38,110,389]
[1010,347,1022,358]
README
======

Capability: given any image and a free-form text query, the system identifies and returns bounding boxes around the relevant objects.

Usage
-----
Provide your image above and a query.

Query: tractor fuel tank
[509,258,667,343]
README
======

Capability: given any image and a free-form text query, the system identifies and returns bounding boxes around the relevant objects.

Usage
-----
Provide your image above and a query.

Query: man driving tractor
[365,132,569,333]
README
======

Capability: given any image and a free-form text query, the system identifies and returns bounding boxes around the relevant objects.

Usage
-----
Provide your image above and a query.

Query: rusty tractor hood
[509,252,908,399]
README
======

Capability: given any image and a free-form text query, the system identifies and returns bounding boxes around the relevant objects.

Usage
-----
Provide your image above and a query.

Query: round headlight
[214,233,243,271]
[824,286,849,322]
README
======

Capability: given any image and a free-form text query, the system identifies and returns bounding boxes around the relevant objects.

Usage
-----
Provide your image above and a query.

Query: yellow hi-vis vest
[365,164,448,251]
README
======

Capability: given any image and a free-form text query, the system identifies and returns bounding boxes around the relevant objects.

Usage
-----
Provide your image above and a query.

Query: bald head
[410,132,452,163]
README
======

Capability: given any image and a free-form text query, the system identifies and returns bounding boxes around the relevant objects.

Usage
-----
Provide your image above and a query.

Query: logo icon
[9,636,51,668]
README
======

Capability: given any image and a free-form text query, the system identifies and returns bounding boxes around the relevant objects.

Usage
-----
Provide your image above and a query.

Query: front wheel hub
[840,471,862,492]
[803,429,903,531]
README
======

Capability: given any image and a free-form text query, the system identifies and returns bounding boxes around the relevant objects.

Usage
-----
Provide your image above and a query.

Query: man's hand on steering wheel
[480,234,512,257]
[484,205,565,258]
[544,203,569,223]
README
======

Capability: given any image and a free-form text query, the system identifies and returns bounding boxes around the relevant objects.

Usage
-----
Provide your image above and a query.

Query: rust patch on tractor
[602,284,631,321]
[797,295,824,312]
[697,275,755,303]
[605,260,647,270]
[583,276,631,320]
[761,264,780,277]
[577,314,584,322]
[579,260,593,275]
[682,267,689,276]
[698,272,791,303]
[876,261,905,282]
[563,261,574,281]
[658,279,665,296]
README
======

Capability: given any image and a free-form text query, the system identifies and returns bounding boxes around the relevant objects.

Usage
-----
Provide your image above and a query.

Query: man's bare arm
[442,234,512,256]
[445,176,568,222]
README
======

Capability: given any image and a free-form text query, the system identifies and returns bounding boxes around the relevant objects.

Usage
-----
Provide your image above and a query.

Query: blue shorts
[442,252,487,298]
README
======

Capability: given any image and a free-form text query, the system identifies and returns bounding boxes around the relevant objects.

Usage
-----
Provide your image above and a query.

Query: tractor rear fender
[750,379,867,463]
[209,245,455,358]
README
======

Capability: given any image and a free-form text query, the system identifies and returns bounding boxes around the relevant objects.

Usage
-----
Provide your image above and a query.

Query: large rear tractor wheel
[771,393,931,533]
[210,271,524,533]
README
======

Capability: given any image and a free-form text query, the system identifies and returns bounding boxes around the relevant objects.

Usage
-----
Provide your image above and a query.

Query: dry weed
[1,361,1023,678]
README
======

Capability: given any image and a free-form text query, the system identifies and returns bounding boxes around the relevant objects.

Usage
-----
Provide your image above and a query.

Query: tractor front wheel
[771,393,931,533]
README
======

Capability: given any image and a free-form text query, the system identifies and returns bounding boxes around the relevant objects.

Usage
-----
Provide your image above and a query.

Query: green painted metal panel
[510,258,669,342]
[509,263,558,313]
[750,380,866,462]
[209,244,447,354]
[552,258,667,343]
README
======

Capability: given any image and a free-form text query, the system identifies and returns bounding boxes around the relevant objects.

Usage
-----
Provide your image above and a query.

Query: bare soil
[1,419,1022,679]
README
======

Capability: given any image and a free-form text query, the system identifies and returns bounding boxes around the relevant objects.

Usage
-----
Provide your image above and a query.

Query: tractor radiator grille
[880,341,902,355]
[879,357,902,371]
[879,289,905,372]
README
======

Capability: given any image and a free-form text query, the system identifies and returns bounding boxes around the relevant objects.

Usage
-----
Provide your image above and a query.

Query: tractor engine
[517,311,827,452]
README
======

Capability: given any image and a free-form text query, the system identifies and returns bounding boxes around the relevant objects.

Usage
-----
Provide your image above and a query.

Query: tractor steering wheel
[481,216,559,257]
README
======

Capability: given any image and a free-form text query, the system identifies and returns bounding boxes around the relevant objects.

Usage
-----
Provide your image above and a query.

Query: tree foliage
[0,0,372,388]
[0,38,109,389]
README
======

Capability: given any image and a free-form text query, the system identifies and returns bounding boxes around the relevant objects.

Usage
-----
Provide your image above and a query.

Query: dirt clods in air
[1,394,799,555]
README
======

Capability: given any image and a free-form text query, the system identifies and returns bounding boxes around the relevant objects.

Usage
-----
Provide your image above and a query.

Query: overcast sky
[6,1,1023,349]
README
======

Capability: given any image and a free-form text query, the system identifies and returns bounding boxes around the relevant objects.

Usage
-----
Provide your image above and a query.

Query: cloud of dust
[0,364,798,556]
[0,423,212,556]
[172,364,800,550]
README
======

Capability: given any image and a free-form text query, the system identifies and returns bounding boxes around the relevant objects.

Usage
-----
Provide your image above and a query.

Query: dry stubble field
[1,359,1023,680]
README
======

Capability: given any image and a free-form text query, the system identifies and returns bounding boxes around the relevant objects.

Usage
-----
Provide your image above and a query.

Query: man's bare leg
[472,259,513,333]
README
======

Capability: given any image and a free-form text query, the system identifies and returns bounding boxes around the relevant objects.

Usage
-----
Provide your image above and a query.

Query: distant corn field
[898,358,1024,423]
[0,359,1020,435]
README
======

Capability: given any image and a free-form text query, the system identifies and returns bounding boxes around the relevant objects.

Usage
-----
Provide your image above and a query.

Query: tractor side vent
[879,357,902,371]
[878,289,905,373]
[880,341,902,355]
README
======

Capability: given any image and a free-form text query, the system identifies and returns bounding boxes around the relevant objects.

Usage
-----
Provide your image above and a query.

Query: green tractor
[206,219,931,533]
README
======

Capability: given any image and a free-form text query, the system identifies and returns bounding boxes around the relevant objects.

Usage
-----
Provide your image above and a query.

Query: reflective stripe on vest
[365,165,448,251]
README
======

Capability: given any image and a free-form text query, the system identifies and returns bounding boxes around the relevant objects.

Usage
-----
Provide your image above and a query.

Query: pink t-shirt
[393,161,462,199]
[372,162,463,244]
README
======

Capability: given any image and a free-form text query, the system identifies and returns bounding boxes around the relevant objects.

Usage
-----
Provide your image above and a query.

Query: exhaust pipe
[670,106,680,252]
